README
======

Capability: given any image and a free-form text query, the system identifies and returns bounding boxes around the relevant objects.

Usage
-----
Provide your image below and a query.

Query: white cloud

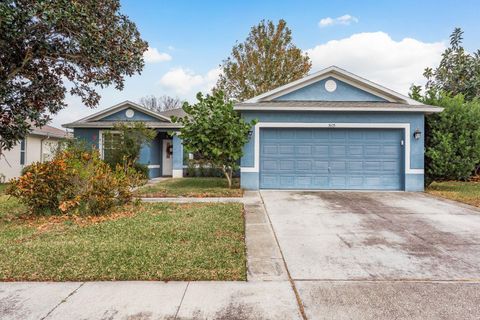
[159,67,221,100]
[143,47,172,63]
[319,14,358,27]
[305,32,445,94]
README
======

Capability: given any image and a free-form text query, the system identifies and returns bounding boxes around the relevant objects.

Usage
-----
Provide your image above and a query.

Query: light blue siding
[172,135,183,170]
[138,133,163,178]
[73,128,100,148]
[260,128,403,190]
[274,77,387,102]
[100,109,160,122]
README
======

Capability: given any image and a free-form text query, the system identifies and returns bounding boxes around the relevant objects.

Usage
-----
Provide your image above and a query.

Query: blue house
[64,66,442,191]
[63,101,186,179]
[235,66,442,191]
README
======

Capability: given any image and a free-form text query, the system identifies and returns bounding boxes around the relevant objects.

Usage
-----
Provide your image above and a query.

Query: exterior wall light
[247,130,253,139]
[413,128,422,140]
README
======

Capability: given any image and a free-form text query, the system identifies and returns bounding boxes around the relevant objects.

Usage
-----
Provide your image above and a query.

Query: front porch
[139,131,183,179]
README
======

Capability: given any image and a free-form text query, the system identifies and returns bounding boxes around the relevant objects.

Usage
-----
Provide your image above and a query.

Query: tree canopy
[0,0,148,151]
[411,28,480,101]
[215,19,311,101]
[172,91,256,188]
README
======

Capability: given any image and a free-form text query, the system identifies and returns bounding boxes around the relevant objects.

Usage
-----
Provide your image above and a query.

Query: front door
[162,139,173,176]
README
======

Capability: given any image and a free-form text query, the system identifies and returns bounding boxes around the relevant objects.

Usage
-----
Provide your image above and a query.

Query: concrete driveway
[261,191,480,319]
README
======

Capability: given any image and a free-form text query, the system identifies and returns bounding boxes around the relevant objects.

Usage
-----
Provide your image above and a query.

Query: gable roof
[243,66,422,105]
[235,66,442,113]
[63,100,173,128]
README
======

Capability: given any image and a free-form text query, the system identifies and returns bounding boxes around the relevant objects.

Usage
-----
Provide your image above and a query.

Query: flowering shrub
[7,149,143,215]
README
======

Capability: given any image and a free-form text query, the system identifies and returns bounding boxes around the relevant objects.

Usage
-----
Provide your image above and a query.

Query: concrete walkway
[140,197,244,203]
[0,281,301,320]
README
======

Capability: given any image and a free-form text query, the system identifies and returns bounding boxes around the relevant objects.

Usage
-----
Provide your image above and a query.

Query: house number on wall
[328,123,336,128]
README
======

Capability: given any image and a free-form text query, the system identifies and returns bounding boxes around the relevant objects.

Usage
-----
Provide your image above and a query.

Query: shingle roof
[30,124,70,138]
[158,108,187,118]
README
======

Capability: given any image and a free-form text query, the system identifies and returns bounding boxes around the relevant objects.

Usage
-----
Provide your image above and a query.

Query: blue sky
[53,0,479,127]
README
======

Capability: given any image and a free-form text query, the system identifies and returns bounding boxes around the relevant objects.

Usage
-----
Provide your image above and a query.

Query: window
[101,131,122,162]
[20,139,26,165]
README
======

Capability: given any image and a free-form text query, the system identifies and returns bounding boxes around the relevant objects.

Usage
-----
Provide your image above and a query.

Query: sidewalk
[1,281,301,320]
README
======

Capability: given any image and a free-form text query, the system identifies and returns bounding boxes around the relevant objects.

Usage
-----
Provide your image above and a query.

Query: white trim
[63,100,171,127]
[98,129,104,159]
[234,105,442,113]
[98,130,121,160]
[172,169,183,178]
[147,164,161,169]
[245,66,422,105]
[240,122,424,175]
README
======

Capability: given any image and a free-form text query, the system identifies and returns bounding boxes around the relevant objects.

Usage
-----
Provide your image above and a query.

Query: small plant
[103,122,156,172]
[187,159,196,177]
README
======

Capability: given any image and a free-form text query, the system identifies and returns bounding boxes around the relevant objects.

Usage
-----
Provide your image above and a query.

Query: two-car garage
[236,66,441,192]
[259,128,404,190]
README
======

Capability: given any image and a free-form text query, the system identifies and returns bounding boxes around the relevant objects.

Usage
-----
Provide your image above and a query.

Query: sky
[52,0,480,128]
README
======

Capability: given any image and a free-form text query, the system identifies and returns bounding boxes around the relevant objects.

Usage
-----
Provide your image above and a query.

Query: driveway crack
[259,191,308,320]
[174,281,189,319]
[41,282,85,320]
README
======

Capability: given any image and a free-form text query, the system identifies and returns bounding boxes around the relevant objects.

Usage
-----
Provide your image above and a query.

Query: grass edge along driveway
[135,177,243,198]
[0,202,246,281]
[427,180,480,208]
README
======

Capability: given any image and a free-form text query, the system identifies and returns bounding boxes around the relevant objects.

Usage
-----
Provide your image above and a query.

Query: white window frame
[240,122,424,175]
[20,138,27,166]
[98,130,122,160]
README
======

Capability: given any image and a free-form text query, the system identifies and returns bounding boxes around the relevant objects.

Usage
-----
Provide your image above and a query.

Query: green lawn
[0,201,246,281]
[427,181,480,208]
[135,177,243,198]
[0,183,8,194]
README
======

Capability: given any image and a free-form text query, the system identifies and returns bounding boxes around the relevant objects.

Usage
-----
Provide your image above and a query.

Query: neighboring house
[234,66,442,191]
[64,66,442,191]
[63,101,186,179]
[0,125,69,181]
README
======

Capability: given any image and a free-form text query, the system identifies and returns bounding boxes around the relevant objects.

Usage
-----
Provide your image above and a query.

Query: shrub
[7,156,76,213]
[7,149,143,216]
[133,163,149,180]
[103,122,156,170]
[425,94,480,184]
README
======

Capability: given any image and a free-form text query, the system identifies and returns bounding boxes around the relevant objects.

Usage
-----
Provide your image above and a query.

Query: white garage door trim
[240,122,424,175]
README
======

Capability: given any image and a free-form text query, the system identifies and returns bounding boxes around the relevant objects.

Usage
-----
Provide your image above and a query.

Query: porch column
[172,134,183,178]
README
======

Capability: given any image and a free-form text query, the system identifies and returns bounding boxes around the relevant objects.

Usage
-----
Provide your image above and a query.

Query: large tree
[215,19,311,101]
[171,91,256,188]
[0,0,148,151]
[414,28,480,101]
[139,95,183,112]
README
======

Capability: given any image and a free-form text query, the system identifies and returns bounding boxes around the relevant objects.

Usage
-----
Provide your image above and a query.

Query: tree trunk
[222,165,232,188]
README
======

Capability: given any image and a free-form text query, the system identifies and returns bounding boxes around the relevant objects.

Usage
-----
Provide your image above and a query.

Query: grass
[135,177,243,198]
[427,181,480,207]
[0,201,246,281]
[0,183,8,194]
[0,184,28,220]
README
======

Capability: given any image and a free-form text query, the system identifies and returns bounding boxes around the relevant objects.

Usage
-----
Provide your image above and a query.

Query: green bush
[133,163,149,179]
[425,94,480,184]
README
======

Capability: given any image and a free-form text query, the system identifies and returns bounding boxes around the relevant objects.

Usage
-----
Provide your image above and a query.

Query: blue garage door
[260,128,404,190]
